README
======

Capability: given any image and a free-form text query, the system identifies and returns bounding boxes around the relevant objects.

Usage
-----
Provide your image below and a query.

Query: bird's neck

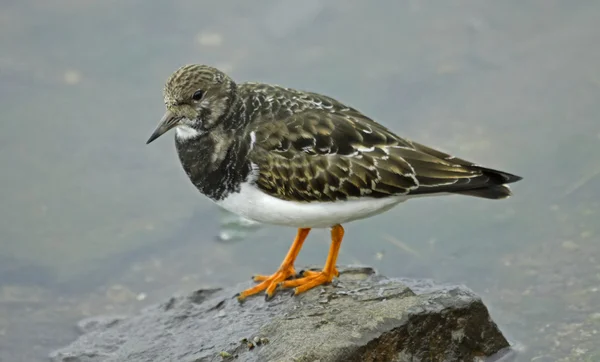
[218,91,246,130]
[175,123,252,201]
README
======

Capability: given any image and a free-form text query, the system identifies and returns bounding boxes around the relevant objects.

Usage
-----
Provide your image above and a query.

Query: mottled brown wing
[244,87,518,202]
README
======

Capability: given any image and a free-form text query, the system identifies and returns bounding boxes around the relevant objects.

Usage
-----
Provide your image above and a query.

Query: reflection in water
[0,1,599,361]
[217,208,261,243]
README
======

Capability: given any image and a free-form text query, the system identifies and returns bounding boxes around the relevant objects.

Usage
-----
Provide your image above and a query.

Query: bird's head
[146,64,236,144]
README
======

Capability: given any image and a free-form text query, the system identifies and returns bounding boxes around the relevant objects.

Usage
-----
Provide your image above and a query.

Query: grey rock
[50,266,512,362]
[76,315,127,334]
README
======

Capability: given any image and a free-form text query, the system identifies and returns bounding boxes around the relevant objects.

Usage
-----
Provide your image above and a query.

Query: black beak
[146,111,179,144]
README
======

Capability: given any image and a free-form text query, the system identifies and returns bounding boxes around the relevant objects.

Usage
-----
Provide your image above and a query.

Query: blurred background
[1,1,599,361]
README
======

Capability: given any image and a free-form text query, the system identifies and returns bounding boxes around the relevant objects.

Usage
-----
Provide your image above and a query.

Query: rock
[50,266,513,362]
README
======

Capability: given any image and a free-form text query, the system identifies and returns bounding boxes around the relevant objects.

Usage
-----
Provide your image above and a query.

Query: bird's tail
[452,167,522,200]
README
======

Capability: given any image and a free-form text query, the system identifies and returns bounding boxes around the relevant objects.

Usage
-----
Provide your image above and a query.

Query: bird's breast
[175,133,252,201]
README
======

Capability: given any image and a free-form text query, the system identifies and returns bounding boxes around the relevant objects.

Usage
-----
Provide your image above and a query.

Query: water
[1,1,599,361]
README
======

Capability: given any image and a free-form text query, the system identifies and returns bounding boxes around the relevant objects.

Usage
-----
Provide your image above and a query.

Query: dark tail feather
[476,167,523,185]
[453,184,513,199]
[452,167,522,199]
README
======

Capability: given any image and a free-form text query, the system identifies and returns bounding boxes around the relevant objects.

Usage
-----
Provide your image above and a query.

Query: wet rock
[50,266,511,362]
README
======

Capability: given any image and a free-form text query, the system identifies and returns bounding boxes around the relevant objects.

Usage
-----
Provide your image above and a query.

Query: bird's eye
[192,90,204,101]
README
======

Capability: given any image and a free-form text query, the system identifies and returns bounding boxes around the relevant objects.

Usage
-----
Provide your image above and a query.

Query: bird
[146,64,522,301]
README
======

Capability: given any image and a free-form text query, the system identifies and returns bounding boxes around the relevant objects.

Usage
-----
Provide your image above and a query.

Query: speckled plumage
[242,84,522,202]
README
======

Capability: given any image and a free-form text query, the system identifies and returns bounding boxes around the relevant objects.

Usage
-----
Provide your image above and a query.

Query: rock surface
[50,266,513,362]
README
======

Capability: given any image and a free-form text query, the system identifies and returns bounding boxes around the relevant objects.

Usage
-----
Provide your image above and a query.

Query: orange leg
[280,224,344,295]
[236,228,310,301]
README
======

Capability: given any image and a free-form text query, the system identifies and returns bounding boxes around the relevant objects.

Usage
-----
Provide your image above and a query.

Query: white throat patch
[175,124,201,140]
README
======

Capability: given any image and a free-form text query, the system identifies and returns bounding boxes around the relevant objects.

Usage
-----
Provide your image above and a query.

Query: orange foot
[236,266,297,301]
[297,268,340,279]
[280,268,338,295]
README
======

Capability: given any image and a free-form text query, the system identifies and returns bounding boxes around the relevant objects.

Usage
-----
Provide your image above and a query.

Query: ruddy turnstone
[146,64,522,301]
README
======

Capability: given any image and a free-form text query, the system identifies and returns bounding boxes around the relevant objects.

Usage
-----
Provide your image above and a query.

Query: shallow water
[1,1,599,361]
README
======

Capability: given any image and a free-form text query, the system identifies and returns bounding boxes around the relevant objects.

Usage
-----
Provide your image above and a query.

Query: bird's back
[237,82,521,203]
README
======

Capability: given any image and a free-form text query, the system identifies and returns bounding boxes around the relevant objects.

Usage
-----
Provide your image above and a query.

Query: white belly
[215,182,409,228]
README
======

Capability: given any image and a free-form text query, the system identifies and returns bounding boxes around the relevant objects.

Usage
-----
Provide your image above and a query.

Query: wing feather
[242,84,520,202]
